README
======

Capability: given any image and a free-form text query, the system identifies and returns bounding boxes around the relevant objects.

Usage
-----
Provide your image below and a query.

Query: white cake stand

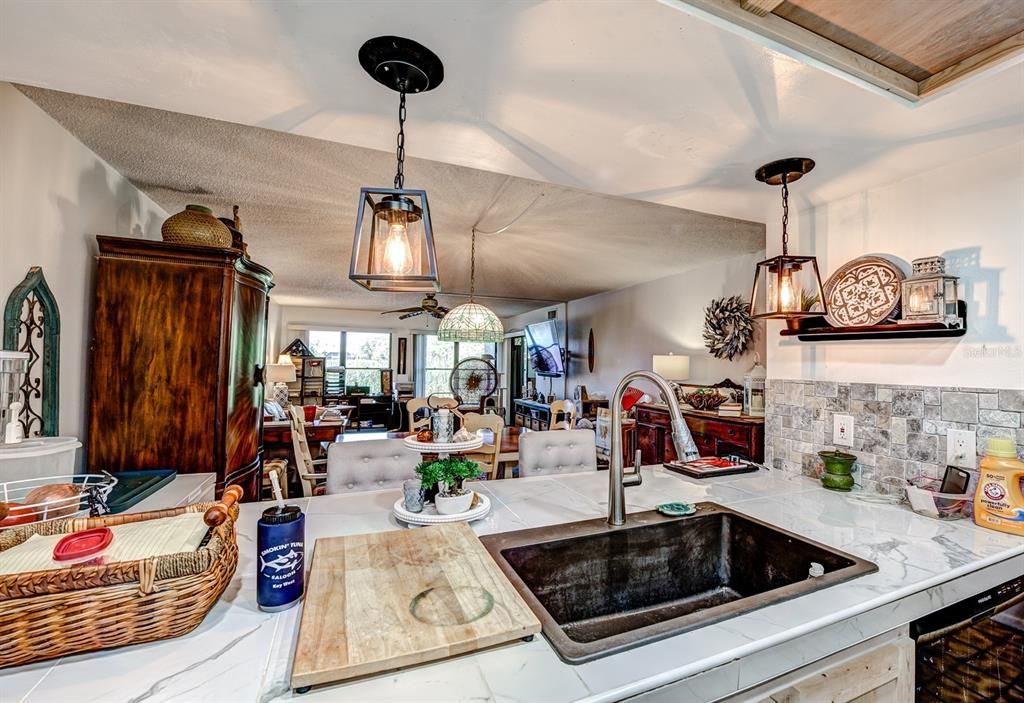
[402,435,483,459]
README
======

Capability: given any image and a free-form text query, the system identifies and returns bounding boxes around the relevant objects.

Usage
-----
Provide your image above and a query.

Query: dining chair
[408,396,463,432]
[548,399,577,430]
[518,429,597,477]
[325,439,420,494]
[407,397,431,432]
[288,406,328,496]
[261,458,289,500]
[461,412,504,479]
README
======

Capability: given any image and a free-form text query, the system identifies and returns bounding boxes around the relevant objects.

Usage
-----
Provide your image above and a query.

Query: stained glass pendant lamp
[437,230,504,344]
[349,36,443,293]
[749,157,828,320]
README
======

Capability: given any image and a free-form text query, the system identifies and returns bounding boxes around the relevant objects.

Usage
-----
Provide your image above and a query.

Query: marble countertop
[3,467,1023,703]
[128,472,216,514]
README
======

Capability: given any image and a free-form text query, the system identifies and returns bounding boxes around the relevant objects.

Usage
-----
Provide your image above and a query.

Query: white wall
[767,143,1024,390]
[0,82,167,441]
[273,305,442,383]
[565,252,767,397]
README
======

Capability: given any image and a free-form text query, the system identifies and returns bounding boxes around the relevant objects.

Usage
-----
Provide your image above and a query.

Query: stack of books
[718,402,742,417]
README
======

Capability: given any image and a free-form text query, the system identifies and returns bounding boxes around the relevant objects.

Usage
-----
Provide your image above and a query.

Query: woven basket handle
[203,485,244,527]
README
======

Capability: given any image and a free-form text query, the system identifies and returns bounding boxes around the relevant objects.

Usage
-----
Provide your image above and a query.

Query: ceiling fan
[380,293,450,320]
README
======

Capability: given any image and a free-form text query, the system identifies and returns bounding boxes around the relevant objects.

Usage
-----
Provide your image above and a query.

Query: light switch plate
[947,429,977,468]
[833,414,854,447]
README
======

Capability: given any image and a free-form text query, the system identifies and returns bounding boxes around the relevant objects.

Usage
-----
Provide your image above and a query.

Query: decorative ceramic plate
[823,256,905,327]
[402,436,483,453]
[393,492,491,526]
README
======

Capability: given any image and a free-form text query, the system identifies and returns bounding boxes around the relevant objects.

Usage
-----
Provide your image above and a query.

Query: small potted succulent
[415,457,483,515]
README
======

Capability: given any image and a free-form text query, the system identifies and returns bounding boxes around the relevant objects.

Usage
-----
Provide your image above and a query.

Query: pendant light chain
[469,229,477,301]
[394,90,407,190]
[780,174,789,257]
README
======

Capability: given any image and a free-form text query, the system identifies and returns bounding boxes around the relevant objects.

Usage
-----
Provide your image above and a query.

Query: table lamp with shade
[652,353,690,382]
[266,363,297,407]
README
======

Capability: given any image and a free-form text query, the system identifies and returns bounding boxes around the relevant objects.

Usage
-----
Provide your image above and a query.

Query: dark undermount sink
[481,503,877,662]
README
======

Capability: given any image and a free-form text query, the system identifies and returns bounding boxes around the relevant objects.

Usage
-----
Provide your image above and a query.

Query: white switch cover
[833,414,854,447]
[947,429,977,468]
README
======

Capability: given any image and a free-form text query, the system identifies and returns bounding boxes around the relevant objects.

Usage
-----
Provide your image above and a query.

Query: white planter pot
[434,491,474,515]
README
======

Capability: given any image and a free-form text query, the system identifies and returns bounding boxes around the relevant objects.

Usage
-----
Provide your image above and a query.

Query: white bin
[0,437,82,482]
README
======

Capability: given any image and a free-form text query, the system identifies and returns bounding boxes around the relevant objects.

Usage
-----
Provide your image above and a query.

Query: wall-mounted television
[525,320,564,377]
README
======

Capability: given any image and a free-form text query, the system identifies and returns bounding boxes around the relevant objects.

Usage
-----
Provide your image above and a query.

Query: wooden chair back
[462,412,505,479]
[548,399,577,431]
[288,406,326,496]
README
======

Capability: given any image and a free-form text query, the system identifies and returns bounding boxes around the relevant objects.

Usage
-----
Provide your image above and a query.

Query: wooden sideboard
[635,403,764,465]
[88,236,273,500]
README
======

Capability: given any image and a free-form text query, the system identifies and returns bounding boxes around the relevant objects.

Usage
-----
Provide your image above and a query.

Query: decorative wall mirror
[3,267,61,437]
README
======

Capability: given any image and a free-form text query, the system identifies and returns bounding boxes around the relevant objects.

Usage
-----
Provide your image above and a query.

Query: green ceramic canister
[819,450,857,491]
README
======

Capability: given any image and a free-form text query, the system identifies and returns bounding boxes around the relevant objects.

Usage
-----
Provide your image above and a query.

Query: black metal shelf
[780,302,967,342]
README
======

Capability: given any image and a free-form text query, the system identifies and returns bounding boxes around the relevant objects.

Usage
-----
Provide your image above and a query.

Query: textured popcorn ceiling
[19,86,764,316]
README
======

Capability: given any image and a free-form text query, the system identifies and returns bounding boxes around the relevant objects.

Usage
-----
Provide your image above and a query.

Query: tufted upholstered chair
[325,439,420,494]
[518,429,598,477]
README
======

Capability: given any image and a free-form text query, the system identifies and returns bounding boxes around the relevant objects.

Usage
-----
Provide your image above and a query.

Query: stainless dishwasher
[912,575,1024,702]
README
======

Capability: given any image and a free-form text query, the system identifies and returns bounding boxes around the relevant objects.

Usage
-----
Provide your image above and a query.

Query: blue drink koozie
[257,504,305,612]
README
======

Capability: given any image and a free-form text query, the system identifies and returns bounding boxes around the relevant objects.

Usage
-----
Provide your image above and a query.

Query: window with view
[305,330,391,395]
[416,335,496,398]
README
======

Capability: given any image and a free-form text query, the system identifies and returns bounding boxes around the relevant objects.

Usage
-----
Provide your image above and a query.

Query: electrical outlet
[947,429,977,468]
[833,414,854,447]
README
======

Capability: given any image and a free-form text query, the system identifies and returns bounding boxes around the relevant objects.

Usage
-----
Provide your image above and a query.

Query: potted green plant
[415,457,483,514]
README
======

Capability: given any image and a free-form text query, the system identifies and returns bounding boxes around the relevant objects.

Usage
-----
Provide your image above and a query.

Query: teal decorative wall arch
[3,267,60,437]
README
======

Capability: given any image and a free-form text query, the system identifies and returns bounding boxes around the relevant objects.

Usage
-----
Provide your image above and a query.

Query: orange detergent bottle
[973,438,1024,536]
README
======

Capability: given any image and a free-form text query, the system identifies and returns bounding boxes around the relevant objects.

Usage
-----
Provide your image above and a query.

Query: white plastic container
[0,437,82,482]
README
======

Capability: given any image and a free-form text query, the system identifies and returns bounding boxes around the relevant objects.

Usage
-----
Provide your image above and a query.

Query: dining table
[338,426,525,477]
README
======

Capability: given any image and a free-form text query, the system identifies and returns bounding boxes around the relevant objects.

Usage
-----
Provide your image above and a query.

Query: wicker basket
[0,487,242,668]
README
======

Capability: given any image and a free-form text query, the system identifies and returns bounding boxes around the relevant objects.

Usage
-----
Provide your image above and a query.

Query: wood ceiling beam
[738,0,784,18]
[918,29,1024,99]
[664,0,920,102]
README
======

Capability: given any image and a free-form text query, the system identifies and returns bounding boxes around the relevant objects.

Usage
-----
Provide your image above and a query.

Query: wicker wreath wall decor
[703,295,754,361]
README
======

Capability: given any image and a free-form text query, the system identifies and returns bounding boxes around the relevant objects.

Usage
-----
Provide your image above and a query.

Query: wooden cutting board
[291,522,541,690]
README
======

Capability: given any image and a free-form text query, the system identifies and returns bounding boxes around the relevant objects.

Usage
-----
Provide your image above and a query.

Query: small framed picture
[380,368,393,395]
[397,337,408,375]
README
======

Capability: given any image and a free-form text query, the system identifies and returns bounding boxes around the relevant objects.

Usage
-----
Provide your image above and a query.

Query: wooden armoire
[88,236,273,500]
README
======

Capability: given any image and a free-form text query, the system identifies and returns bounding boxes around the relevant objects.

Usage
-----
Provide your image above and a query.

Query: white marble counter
[128,472,216,514]
[3,467,1022,703]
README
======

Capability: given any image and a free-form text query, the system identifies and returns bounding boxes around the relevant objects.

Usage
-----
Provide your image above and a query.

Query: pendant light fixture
[349,36,443,293]
[437,229,504,344]
[749,157,827,320]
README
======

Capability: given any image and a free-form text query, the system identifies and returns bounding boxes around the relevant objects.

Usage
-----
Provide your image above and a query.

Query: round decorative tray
[393,492,491,526]
[402,436,483,453]
[823,255,905,328]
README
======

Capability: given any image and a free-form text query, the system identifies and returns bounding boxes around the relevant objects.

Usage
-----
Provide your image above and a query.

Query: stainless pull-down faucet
[608,371,699,526]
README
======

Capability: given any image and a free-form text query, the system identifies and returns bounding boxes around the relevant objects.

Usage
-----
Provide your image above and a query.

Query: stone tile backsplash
[765,380,1024,486]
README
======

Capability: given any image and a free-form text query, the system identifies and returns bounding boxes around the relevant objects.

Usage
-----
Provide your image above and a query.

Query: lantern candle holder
[898,257,962,326]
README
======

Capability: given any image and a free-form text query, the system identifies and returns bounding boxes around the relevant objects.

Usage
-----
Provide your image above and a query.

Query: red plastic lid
[53,527,113,562]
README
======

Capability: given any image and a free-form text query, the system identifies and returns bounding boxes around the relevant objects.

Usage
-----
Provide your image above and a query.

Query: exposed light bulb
[382,222,413,274]
[778,270,797,312]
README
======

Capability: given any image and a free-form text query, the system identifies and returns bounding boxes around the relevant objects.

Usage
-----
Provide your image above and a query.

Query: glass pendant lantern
[749,158,828,320]
[349,36,443,293]
[438,229,504,344]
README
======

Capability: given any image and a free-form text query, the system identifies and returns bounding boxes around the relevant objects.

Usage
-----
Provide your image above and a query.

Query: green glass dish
[656,502,696,516]
[821,471,855,492]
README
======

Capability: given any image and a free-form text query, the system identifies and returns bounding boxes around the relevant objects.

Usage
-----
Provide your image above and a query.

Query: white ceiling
[2,0,1022,225]
[16,85,763,316]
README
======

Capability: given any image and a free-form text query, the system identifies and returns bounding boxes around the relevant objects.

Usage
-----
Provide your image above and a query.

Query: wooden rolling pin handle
[204,485,244,527]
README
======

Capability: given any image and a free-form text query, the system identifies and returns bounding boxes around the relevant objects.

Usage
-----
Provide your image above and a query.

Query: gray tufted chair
[518,429,598,477]
[325,439,420,494]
